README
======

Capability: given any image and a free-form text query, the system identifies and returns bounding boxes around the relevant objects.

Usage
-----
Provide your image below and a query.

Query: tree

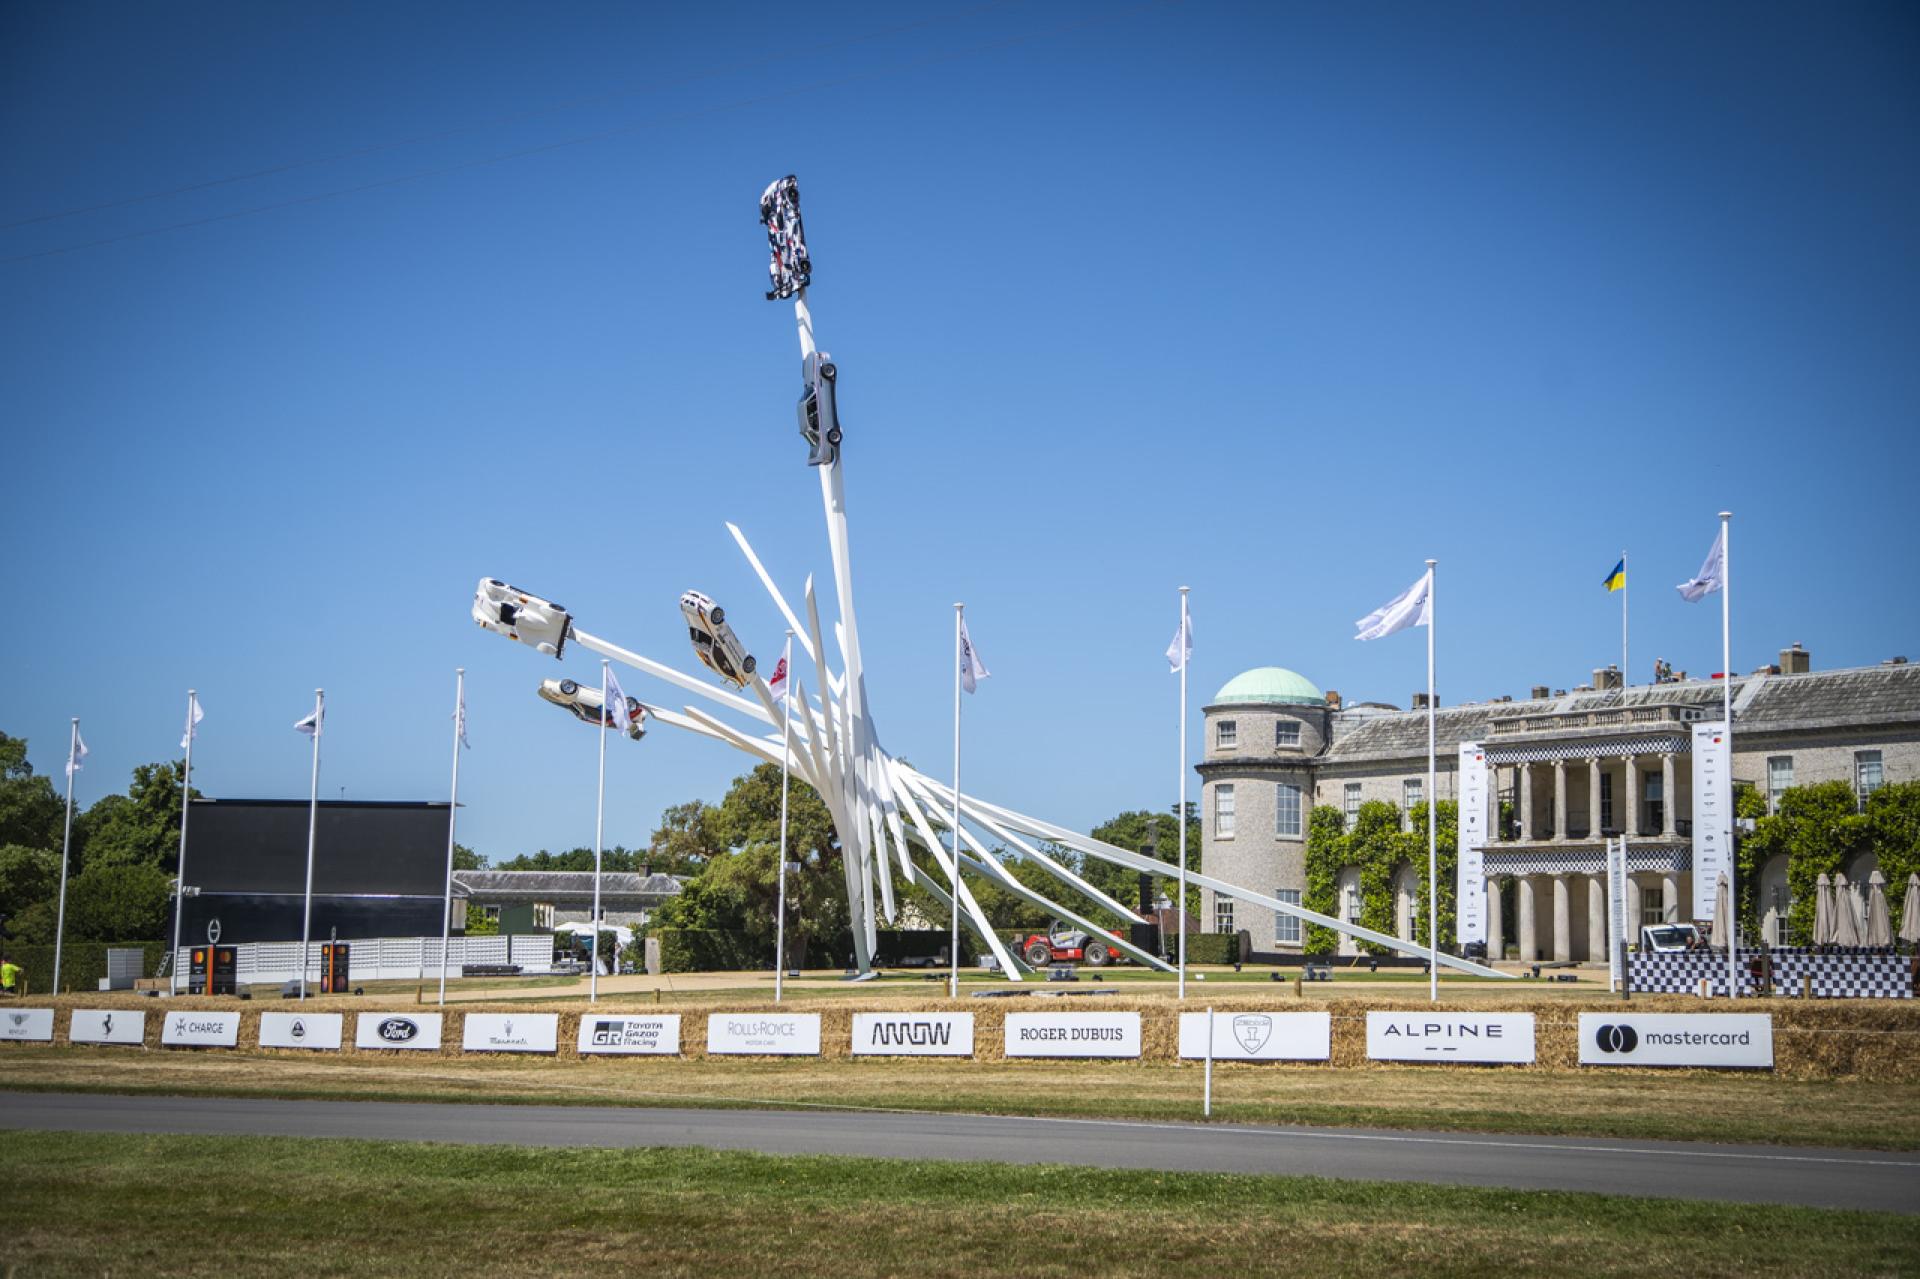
[76,760,195,875]
[61,862,171,942]
[452,844,487,871]
[645,800,723,876]
[1301,800,1458,957]
[1737,780,1869,945]
[1089,806,1201,917]
[0,733,64,854]
[464,903,499,935]
[0,844,60,934]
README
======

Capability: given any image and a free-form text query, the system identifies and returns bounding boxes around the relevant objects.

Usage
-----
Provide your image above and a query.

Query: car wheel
[1086,943,1111,967]
[1024,941,1052,967]
[559,679,579,696]
[742,654,757,675]
[827,427,842,444]
[710,606,725,625]
[820,362,836,381]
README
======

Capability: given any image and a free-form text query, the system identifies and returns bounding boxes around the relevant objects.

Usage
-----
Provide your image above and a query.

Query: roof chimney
[1412,692,1434,710]
[1780,642,1810,674]
[1325,689,1342,710]
[1530,685,1550,700]
[1594,665,1623,690]
[1886,656,1909,667]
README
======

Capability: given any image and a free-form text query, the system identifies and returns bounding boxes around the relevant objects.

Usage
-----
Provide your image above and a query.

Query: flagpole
[1426,560,1438,1004]
[437,669,464,1006]
[1621,549,1629,685]
[299,689,322,1000]
[1721,512,1735,999]
[592,660,608,1004]
[775,631,794,1003]
[1178,585,1189,1002]
[951,604,963,1000]
[170,692,196,995]
[52,718,78,995]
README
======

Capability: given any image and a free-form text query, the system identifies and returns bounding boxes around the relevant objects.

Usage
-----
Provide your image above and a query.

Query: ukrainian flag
[1602,559,1626,592]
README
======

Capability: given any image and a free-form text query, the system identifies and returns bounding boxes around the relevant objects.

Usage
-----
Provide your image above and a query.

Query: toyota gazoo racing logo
[377,1017,420,1043]
[1593,1023,1641,1054]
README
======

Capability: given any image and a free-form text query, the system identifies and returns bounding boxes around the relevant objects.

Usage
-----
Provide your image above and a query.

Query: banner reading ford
[354,1012,444,1051]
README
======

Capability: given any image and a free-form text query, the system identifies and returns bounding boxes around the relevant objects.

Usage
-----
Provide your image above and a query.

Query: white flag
[1676,525,1725,603]
[604,665,634,734]
[1165,612,1193,672]
[1355,569,1432,641]
[66,729,88,778]
[454,687,469,749]
[181,694,204,750]
[294,705,323,737]
[958,618,990,695]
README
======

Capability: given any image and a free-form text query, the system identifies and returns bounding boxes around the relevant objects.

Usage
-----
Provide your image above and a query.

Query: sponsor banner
[578,1014,681,1056]
[1579,1013,1773,1069]
[1177,1011,1330,1062]
[462,1013,559,1054]
[851,1012,973,1057]
[69,1010,145,1046]
[1607,837,1628,990]
[1456,742,1488,944]
[161,1011,240,1048]
[259,1012,343,1051]
[354,1012,444,1051]
[1366,1012,1535,1064]
[0,1009,55,1042]
[706,1013,821,1055]
[1692,721,1732,920]
[1003,1012,1141,1059]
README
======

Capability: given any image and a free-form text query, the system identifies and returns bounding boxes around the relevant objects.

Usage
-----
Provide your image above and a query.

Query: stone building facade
[1197,649,1919,959]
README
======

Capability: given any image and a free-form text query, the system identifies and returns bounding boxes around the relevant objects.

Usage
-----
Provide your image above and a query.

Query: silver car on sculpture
[537,678,645,740]
[679,590,755,688]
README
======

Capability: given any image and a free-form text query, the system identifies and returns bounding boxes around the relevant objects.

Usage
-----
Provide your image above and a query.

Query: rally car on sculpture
[760,173,810,300]
[797,350,842,467]
[538,678,646,740]
[680,590,755,688]
[472,578,571,657]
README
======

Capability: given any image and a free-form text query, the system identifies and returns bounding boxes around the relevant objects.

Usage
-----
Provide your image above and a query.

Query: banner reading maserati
[161,1011,240,1048]
[354,1012,444,1051]
[851,1012,973,1056]
[1456,742,1489,944]
[578,1014,681,1056]
[1692,720,1732,921]
[1177,1011,1330,1061]
[706,1013,821,1055]
[0,1009,54,1042]
[1578,1013,1773,1069]
[69,1010,145,1046]
[259,1012,343,1051]
[462,1013,559,1054]
[1365,1012,1535,1064]
[1003,1012,1141,1058]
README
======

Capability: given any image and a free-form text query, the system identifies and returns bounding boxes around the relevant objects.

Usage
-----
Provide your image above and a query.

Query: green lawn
[3,1132,1916,1278]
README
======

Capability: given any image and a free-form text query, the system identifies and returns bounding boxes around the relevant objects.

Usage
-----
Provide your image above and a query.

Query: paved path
[5,1093,1914,1213]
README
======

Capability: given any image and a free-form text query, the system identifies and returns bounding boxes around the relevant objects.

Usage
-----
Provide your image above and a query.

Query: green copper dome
[1213,667,1325,707]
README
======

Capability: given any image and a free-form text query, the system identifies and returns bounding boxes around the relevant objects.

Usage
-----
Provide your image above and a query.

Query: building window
[1599,772,1614,832]
[533,902,555,930]
[1214,897,1235,934]
[1216,719,1238,750]
[1641,885,1666,926]
[481,905,501,924]
[1643,773,1663,834]
[1275,719,1301,748]
[1344,783,1363,826]
[1214,784,1235,838]
[1275,783,1302,838]
[1767,756,1793,814]
[1856,751,1884,809]
[1274,889,1301,946]
[1402,778,1423,829]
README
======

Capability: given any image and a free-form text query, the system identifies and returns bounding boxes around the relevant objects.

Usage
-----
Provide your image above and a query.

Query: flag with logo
[66,729,88,778]
[294,705,323,737]
[766,655,789,704]
[604,665,634,734]
[1355,569,1432,641]
[1165,612,1192,672]
[1676,526,1725,602]
[958,618,989,694]
[1602,559,1625,592]
[454,685,469,749]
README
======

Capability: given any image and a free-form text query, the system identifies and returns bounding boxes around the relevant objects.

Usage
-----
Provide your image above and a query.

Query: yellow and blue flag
[1602,559,1626,592]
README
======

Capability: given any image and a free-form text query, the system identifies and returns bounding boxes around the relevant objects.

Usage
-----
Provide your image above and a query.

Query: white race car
[473,578,571,657]
[538,678,645,740]
[679,590,755,688]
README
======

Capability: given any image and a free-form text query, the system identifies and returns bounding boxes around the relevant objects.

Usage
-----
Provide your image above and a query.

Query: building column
[1487,876,1504,960]
[1553,875,1572,962]
[1661,871,1681,923]
[1588,758,1602,839]
[1625,757,1641,837]
[1519,765,1535,841]
[1626,874,1643,936]
[1662,752,1677,837]
[1588,874,1608,962]
[1517,876,1537,961]
[1552,761,1568,841]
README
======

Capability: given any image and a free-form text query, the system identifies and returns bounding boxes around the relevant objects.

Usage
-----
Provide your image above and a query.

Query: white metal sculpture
[470,176,1509,983]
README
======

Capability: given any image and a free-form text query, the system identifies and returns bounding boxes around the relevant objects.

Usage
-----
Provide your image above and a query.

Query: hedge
[1,941,169,995]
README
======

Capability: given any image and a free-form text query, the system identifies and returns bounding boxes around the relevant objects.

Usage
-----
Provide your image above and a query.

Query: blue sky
[4,2,1916,861]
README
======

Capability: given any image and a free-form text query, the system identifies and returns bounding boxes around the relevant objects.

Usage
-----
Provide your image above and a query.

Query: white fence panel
[167,934,557,987]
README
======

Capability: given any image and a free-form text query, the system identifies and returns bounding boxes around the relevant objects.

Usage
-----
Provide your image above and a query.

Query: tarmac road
[4,1092,1915,1214]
